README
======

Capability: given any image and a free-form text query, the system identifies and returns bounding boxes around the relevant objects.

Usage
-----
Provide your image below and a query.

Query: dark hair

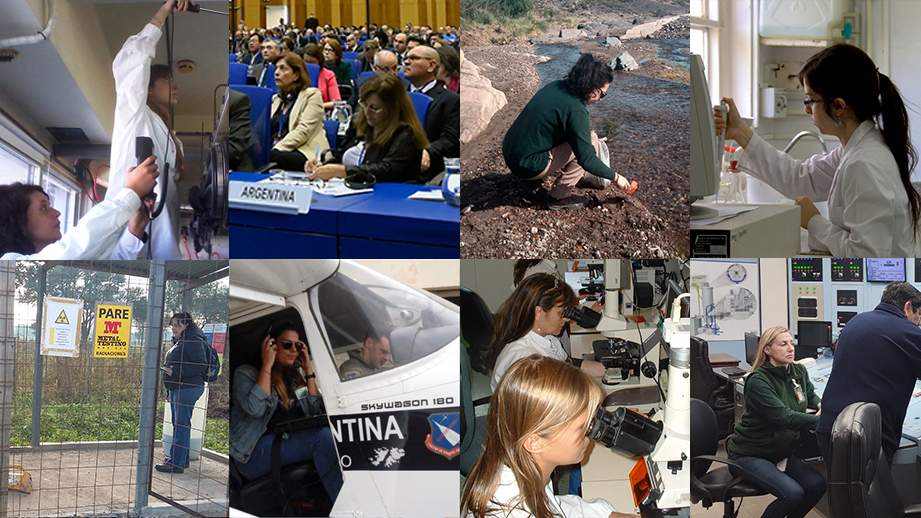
[562,53,613,101]
[0,182,46,255]
[249,33,264,43]
[281,36,295,52]
[357,74,428,150]
[799,44,920,238]
[267,320,306,407]
[407,34,426,46]
[512,260,544,287]
[485,273,577,371]
[303,43,324,64]
[276,52,311,91]
[881,281,921,313]
[436,45,459,78]
[170,312,202,335]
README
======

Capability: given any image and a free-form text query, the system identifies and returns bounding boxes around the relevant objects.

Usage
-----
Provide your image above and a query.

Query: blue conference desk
[229,172,459,258]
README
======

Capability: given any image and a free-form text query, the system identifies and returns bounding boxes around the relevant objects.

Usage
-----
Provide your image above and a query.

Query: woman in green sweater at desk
[727,326,825,518]
[502,53,636,210]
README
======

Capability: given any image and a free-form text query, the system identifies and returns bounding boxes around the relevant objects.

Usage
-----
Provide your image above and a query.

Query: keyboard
[722,366,747,378]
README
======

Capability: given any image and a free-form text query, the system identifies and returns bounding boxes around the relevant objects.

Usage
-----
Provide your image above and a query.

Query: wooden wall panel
[233,0,456,31]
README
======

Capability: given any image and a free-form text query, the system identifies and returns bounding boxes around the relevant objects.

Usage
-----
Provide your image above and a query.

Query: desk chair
[691,336,735,439]
[459,285,493,375]
[828,402,921,518]
[359,71,376,80]
[461,343,490,476]
[229,85,274,172]
[691,398,767,518]
[230,62,248,85]
[323,120,338,151]
[230,53,237,63]
[305,64,320,91]
[408,91,432,126]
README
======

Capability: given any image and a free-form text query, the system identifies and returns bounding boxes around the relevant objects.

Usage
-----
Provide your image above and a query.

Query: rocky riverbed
[460,15,690,259]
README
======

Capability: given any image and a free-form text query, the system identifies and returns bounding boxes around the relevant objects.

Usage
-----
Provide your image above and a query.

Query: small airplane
[229,259,459,518]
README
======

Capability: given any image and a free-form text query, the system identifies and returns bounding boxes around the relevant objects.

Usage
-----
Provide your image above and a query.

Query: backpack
[203,339,222,383]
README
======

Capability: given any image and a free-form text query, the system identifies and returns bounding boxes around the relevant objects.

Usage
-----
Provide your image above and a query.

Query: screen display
[791,258,823,282]
[744,332,760,366]
[798,321,832,348]
[837,311,857,328]
[866,258,906,282]
[831,258,863,282]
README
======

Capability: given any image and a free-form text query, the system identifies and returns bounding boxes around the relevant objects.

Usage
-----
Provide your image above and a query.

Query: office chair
[827,402,921,518]
[459,285,493,375]
[691,398,766,518]
[408,91,432,126]
[691,336,736,440]
[460,343,490,476]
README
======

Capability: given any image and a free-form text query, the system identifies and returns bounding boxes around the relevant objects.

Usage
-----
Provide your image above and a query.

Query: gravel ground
[460,35,689,259]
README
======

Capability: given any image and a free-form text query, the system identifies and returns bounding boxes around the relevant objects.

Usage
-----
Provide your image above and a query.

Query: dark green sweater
[502,80,618,180]
[728,361,820,463]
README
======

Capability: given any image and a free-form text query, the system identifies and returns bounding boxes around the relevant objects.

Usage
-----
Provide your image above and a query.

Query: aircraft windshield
[311,262,459,381]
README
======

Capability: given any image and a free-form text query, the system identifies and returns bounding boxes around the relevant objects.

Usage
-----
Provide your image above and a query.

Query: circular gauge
[727,263,748,284]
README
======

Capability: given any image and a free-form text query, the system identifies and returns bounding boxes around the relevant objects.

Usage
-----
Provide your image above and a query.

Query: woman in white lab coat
[715,44,919,257]
[105,0,191,260]
[487,273,606,393]
[461,356,638,518]
[0,157,159,260]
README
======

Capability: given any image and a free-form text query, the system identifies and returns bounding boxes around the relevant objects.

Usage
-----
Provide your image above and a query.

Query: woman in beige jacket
[269,52,329,171]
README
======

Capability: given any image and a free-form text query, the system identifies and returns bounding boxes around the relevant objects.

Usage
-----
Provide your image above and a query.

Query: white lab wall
[459,260,570,314]
[871,0,921,182]
[760,258,789,329]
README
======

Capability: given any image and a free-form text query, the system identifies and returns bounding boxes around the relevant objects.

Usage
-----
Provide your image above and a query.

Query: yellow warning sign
[54,310,69,325]
[93,303,132,358]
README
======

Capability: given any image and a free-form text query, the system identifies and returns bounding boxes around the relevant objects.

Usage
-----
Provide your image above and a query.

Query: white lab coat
[0,190,143,260]
[107,23,182,260]
[491,330,569,392]
[739,120,917,257]
[467,465,616,518]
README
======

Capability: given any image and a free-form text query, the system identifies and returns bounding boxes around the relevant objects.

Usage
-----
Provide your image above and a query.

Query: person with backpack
[159,311,210,473]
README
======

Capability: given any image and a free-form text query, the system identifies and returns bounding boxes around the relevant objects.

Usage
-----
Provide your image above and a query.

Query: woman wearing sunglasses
[715,44,919,257]
[502,53,636,211]
[230,321,343,501]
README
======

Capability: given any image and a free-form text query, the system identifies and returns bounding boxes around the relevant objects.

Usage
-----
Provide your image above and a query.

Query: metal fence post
[135,261,166,515]
[0,262,17,517]
[30,266,46,448]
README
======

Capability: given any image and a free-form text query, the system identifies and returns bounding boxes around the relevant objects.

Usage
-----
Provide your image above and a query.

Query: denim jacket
[230,364,322,464]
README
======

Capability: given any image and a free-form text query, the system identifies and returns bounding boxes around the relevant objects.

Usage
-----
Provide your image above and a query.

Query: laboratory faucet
[783,131,828,155]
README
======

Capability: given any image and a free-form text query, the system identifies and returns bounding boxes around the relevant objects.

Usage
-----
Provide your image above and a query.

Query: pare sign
[93,303,132,358]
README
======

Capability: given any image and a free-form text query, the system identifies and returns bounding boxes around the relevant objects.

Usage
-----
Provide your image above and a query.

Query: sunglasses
[599,90,607,99]
[278,339,305,351]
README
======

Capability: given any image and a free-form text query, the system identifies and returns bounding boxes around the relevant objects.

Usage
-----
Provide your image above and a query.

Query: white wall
[354,260,459,292]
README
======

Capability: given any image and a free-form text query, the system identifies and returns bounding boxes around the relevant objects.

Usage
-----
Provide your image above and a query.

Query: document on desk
[263,173,372,196]
[694,206,758,225]
[408,190,445,202]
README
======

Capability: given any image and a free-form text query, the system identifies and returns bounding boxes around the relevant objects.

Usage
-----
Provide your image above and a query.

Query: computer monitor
[744,332,761,366]
[690,54,722,220]
[796,320,832,360]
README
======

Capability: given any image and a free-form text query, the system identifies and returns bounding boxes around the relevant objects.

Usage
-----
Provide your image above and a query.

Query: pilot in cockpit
[340,327,393,380]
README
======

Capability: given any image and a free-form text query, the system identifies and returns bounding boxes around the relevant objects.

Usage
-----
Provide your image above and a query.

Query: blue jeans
[168,385,205,468]
[235,427,342,501]
[728,451,826,518]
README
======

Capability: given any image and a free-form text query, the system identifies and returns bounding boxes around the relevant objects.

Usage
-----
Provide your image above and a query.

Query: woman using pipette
[715,44,919,257]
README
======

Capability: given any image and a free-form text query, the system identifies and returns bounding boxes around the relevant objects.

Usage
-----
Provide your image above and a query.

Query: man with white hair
[348,50,410,109]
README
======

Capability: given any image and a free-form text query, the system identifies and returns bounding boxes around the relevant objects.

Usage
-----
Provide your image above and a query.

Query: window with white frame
[691,0,721,96]
[0,143,37,186]
[42,171,80,235]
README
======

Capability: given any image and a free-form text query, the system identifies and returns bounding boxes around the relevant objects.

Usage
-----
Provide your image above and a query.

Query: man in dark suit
[228,89,255,172]
[403,45,459,183]
[238,33,264,77]
[305,13,319,32]
[348,51,410,109]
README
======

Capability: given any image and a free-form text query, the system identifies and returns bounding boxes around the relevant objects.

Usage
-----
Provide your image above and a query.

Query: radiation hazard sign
[93,303,132,358]
[41,296,83,357]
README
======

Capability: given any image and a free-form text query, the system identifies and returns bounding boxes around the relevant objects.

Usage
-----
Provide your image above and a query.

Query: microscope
[582,261,691,514]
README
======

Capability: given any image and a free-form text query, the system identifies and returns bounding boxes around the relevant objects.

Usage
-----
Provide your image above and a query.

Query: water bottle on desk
[442,158,460,207]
